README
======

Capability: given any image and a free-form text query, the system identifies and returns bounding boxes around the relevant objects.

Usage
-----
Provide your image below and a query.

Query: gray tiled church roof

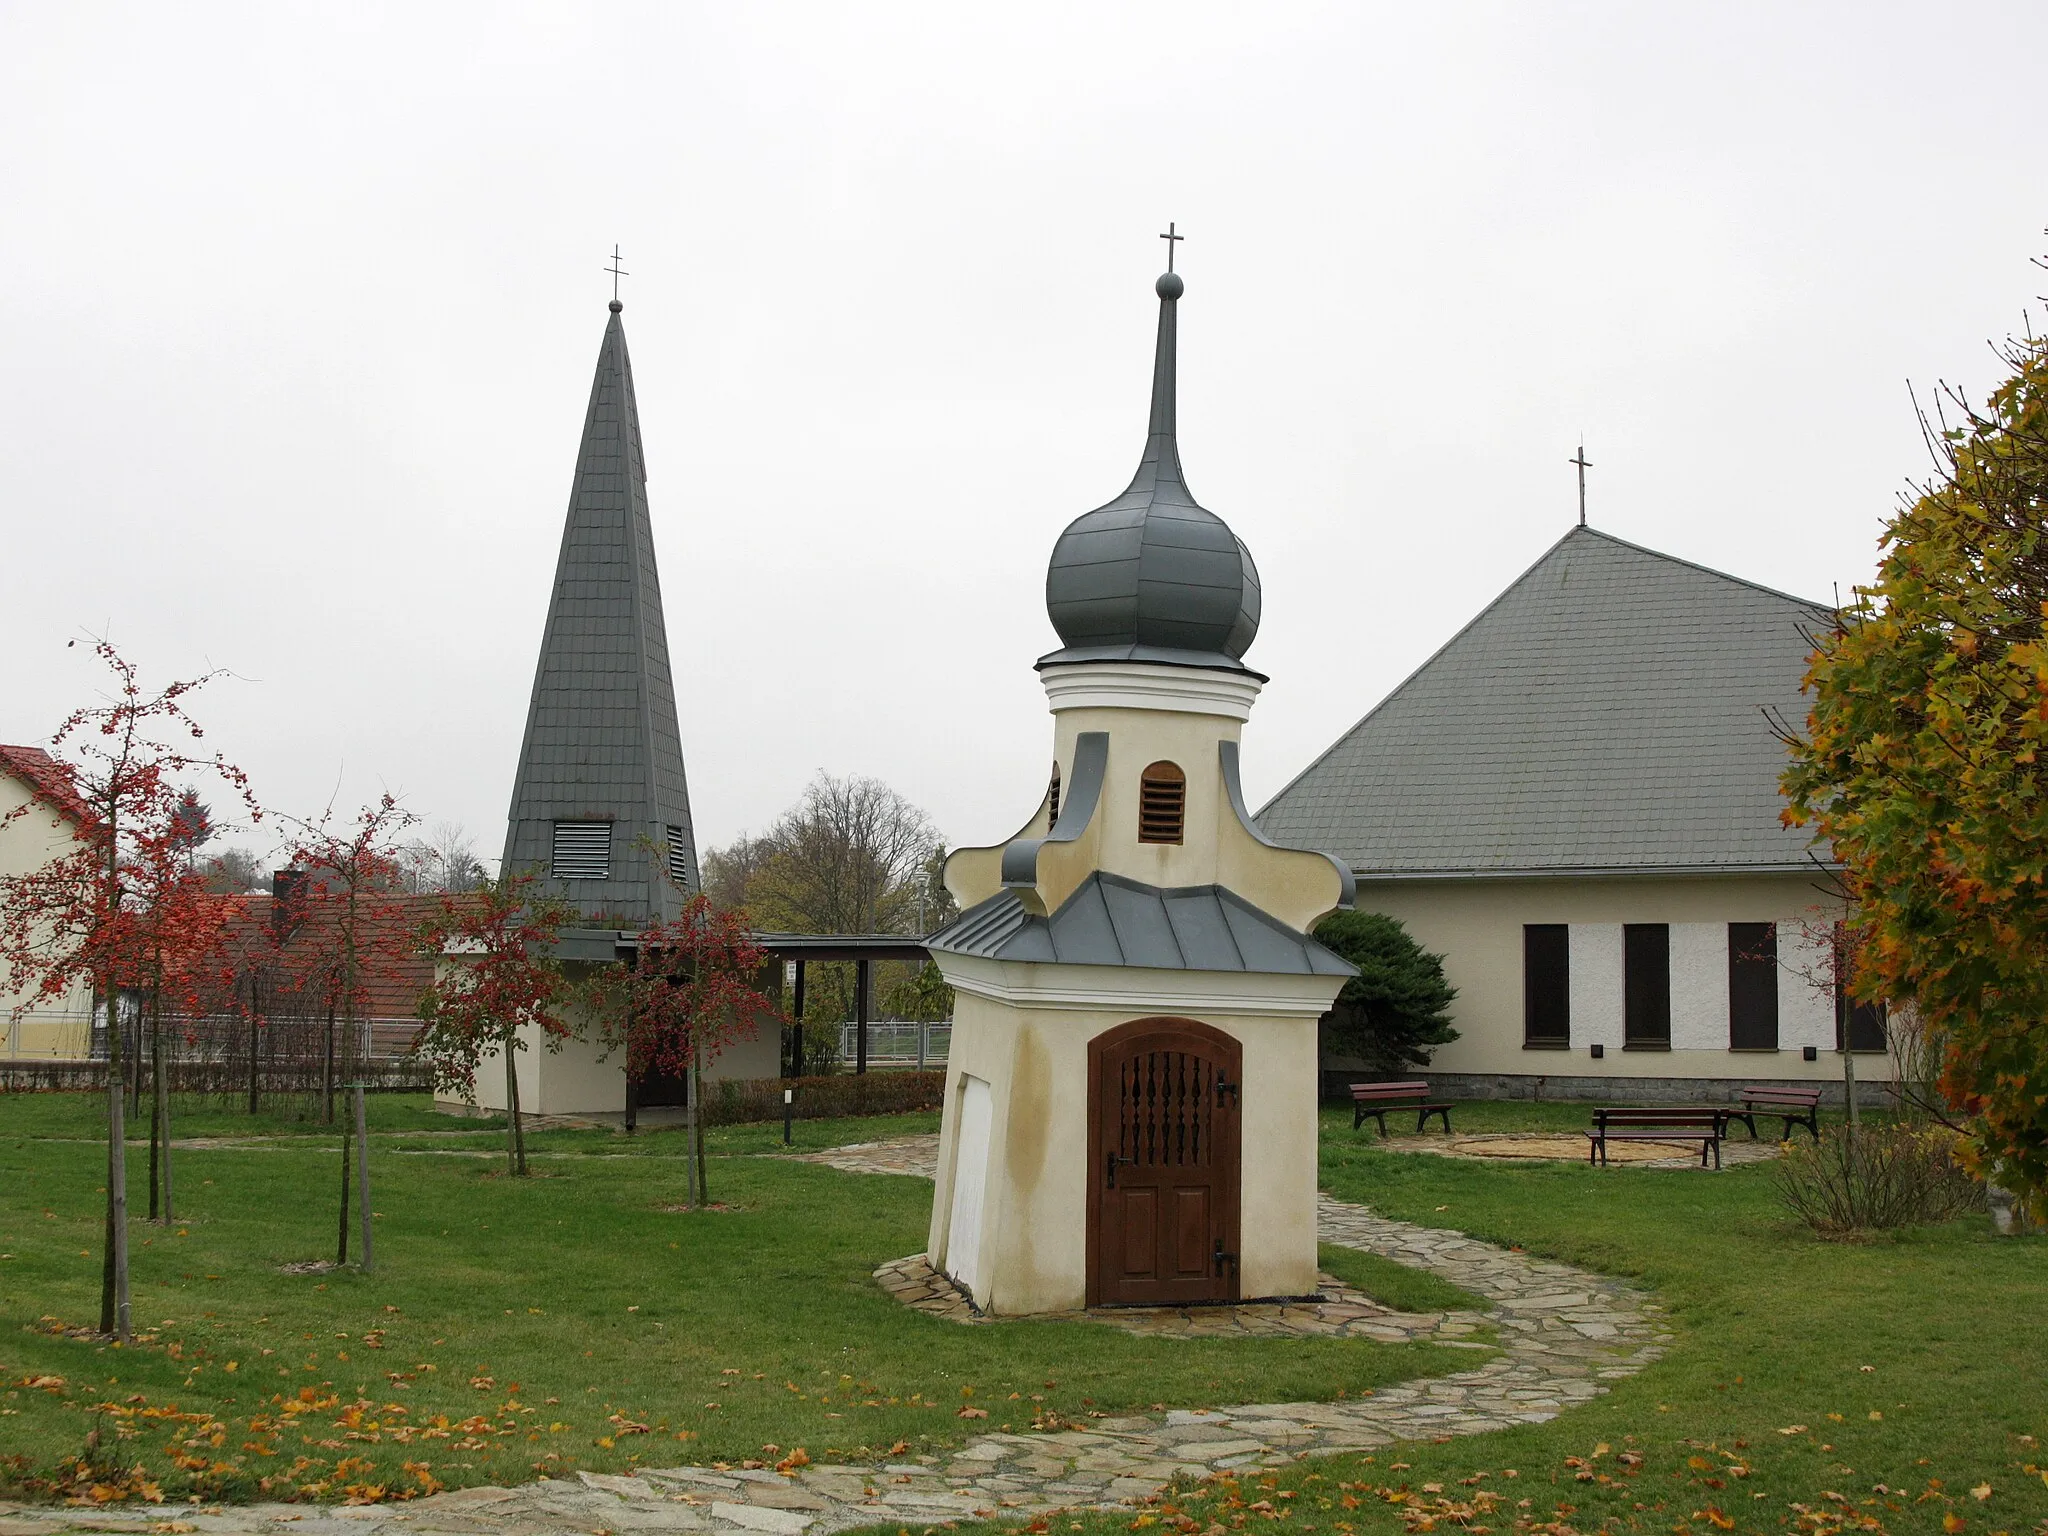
[1256,527,1832,877]
[501,303,696,923]
[930,871,1356,976]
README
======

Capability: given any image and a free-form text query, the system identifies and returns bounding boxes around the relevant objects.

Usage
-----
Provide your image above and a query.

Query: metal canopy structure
[551,927,934,1078]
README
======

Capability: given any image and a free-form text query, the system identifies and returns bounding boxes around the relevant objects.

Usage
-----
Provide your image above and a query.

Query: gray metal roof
[929,871,1356,976]
[501,302,697,923]
[1256,527,1832,878]
[1040,272,1262,675]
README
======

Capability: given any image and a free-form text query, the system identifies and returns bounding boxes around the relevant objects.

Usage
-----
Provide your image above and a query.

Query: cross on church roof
[1159,222,1183,273]
[605,244,629,308]
[1570,443,1592,528]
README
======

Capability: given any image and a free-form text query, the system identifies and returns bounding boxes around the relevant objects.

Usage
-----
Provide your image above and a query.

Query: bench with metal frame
[1586,1106,1726,1168]
[1350,1080,1453,1136]
[1723,1084,1823,1142]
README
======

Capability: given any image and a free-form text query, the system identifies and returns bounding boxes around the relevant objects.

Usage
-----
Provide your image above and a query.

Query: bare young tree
[395,821,486,894]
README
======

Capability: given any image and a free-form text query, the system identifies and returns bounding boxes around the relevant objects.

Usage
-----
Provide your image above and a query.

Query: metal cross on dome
[1159,222,1184,272]
[604,245,629,302]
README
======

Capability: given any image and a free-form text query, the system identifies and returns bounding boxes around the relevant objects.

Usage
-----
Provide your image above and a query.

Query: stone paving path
[3,1138,1667,1536]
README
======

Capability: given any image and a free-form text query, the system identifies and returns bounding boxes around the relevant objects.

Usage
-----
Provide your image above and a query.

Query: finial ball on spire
[1155,271,1184,300]
[609,299,623,313]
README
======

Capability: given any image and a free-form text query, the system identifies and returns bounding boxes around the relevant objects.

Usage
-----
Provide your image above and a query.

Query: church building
[451,295,778,1120]
[1257,526,1887,1101]
[922,261,1358,1315]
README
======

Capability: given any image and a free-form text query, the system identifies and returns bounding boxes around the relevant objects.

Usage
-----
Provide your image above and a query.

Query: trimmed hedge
[701,1070,946,1127]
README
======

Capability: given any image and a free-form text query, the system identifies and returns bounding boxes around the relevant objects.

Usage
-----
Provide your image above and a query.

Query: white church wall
[1777,923,1841,1054]
[1566,924,1623,1053]
[1668,922,1731,1051]
[1350,871,1884,1090]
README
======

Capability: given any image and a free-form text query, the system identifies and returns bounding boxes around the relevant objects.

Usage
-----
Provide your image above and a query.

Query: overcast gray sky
[3,2,2043,869]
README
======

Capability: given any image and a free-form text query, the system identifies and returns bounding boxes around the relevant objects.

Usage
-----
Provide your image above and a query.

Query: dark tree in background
[1312,910,1458,1078]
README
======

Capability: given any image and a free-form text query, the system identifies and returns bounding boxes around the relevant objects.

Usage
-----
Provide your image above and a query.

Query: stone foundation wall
[1322,1068,1892,1109]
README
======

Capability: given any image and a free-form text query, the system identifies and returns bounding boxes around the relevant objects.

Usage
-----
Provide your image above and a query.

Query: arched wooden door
[1087,1018,1241,1307]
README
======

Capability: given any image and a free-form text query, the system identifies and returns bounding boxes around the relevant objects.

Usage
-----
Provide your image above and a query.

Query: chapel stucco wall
[447,980,782,1119]
[1346,872,1885,1085]
[926,985,1323,1316]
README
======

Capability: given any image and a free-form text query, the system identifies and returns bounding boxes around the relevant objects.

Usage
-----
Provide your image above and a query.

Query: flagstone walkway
[3,1138,1669,1536]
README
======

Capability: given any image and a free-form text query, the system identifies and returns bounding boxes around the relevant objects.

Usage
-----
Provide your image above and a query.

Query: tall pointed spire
[1042,264,1262,673]
[1123,269,1193,503]
[501,300,697,925]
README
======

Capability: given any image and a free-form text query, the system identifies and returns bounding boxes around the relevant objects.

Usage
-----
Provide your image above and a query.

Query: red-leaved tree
[0,640,254,1339]
[588,895,781,1206]
[281,794,422,1124]
[414,871,579,1176]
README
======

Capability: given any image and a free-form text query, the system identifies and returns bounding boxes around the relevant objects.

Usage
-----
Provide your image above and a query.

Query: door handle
[1212,1238,1237,1277]
[1105,1151,1136,1188]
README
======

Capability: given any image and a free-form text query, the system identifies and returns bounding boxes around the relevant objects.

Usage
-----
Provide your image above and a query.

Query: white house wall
[0,771,93,1059]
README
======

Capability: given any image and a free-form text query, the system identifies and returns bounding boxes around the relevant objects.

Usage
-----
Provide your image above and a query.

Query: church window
[1137,762,1186,844]
[1623,924,1671,1048]
[666,826,691,887]
[1728,922,1779,1049]
[1048,763,1062,828]
[551,821,612,880]
[1523,925,1570,1047]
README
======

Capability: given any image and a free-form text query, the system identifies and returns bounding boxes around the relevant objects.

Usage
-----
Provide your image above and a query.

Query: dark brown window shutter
[1138,762,1186,844]
[1728,922,1779,1049]
[1623,924,1671,1048]
[1523,925,1570,1046]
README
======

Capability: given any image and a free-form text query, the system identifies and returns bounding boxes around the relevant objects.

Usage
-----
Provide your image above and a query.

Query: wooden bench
[1350,1080,1453,1136]
[1723,1084,1823,1142]
[1586,1106,1725,1168]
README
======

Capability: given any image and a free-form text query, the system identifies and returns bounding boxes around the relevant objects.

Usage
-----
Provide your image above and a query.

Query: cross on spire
[1159,222,1184,273]
[1569,444,1592,528]
[604,245,629,304]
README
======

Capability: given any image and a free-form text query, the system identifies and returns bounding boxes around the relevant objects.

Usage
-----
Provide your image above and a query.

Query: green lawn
[0,1095,1459,1505]
[1013,1116,2048,1536]
[6,1091,2044,1534]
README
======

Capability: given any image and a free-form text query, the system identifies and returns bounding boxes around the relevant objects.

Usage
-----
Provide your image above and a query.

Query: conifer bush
[1311,910,1458,1077]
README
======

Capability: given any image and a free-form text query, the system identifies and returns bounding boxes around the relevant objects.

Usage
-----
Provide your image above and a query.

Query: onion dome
[1041,269,1262,674]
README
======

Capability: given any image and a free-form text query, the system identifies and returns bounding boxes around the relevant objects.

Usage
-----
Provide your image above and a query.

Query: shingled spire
[501,298,697,925]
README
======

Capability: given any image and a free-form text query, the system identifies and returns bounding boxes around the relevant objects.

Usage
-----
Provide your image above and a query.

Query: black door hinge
[1215,1070,1239,1107]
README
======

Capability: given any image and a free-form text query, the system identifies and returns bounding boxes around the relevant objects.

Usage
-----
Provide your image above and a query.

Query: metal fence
[836,1020,951,1069]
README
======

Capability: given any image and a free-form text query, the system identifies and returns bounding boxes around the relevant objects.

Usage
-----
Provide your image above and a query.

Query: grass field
[0,1093,1461,1504]
[1016,1108,2048,1536]
[4,1091,2044,1534]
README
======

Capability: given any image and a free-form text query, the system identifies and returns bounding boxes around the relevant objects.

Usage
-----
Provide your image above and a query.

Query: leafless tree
[395,821,486,894]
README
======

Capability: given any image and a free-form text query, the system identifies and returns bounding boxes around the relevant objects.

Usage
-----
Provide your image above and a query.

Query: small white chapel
[922,261,1359,1316]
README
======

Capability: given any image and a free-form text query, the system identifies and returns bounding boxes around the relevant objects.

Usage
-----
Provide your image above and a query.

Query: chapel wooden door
[1087,1018,1241,1307]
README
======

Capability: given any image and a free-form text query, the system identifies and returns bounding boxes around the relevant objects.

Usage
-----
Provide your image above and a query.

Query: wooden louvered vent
[551,821,612,880]
[666,825,691,887]
[1048,763,1062,828]
[1138,761,1185,844]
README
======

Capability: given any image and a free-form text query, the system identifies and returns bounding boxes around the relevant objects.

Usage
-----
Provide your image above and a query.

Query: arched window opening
[1138,762,1186,845]
[1049,762,1062,828]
